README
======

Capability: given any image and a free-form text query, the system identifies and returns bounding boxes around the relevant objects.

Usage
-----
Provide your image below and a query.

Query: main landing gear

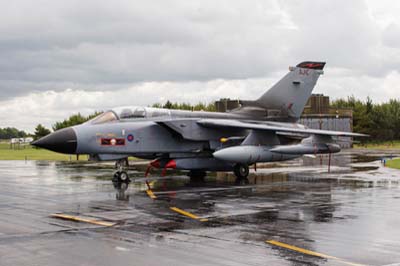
[113,158,131,184]
[234,163,250,185]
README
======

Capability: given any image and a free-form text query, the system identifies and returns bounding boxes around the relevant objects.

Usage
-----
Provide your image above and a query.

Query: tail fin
[251,61,325,120]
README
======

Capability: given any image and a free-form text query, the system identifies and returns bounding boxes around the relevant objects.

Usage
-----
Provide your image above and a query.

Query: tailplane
[236,61,325,120]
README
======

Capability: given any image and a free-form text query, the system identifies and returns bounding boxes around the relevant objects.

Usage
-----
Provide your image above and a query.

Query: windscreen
[90,111,118,124]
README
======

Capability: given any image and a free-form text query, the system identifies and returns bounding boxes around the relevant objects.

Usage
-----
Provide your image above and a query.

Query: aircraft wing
[197,119,368,137]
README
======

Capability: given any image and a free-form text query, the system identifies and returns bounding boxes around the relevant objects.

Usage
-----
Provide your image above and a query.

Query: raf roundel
[127,134,134,142]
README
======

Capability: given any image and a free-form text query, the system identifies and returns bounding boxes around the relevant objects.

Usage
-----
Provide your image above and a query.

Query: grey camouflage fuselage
[32,62,366,177]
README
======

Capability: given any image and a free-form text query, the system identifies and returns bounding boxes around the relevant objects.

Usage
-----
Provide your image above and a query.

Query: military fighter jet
[32,61,367,184]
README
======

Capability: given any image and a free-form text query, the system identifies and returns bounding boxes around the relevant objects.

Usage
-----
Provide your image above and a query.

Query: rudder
[255,61,325,120]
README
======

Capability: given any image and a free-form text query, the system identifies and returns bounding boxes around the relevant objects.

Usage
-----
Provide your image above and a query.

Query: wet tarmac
[0,150,400,266]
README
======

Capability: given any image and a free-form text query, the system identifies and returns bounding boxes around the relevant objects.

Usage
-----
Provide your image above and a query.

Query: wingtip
[349,133,369,137]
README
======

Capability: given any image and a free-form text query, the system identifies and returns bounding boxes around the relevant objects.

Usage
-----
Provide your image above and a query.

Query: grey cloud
[280,0,384,75]
[0,0,399,102]
[382,23,400,48]
[0,0,295,99]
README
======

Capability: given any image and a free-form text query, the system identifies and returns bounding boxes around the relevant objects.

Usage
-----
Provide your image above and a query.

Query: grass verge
[386,158,400,170]
[0,142,84,161]
[354,140,400,150]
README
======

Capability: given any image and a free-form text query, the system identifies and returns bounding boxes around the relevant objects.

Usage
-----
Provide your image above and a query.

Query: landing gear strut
[113,158,131,183]
[234,163,249,185]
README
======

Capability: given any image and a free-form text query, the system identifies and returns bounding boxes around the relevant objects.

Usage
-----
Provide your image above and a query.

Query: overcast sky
[1,0,400,132]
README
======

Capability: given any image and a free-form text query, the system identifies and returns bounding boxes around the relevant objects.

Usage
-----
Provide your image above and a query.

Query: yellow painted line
[146,189,157,199]
[169,207,208,222]
[266,240,365,266]
[267,240,335,258]
[51,214,116,227]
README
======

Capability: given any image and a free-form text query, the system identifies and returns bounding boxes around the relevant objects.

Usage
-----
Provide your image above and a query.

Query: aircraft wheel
[119,171,130,183]
[234,164,249,179]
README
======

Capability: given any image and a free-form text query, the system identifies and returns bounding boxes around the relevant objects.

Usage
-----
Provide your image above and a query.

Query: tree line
[32,112,102,140]
[52,112,102,131]
[0,127,28,139]
[156,98,400,141]
[2,98,400,142]
[152,100,216,112]
[331,96,400,141]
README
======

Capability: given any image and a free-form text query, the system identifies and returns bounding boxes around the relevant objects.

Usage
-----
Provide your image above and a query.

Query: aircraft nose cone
[32,127,77,154]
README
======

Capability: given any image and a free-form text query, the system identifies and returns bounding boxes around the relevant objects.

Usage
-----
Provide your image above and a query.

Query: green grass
[0,142,84,161]
[386,158,400,170]
[354,140,400,150]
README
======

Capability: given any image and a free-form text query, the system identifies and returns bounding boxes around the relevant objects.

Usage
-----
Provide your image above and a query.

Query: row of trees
[155,98,400,141]
[331,96,400,140]
[0,126,49,141]
[6,98,400,142]
[1,113,102,140]
[52,112,102,131]
[0,127,28,139]
[32,112,102,140]
[152,101,216,112]
[33,124,51,140]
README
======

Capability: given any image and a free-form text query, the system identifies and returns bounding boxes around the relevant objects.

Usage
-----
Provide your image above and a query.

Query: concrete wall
[299,116,353,148]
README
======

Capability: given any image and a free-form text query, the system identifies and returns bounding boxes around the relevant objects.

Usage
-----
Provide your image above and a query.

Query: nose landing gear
[113,171,130,183]
[113,158,131,183]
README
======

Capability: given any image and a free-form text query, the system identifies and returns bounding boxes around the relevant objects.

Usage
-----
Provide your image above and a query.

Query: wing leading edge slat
[197,119,368,137]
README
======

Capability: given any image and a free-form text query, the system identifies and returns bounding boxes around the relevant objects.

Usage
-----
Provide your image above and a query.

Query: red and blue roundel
[127,134,134,142]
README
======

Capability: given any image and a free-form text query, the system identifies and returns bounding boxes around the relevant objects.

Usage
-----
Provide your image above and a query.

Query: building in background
[215,94,354,148]
[301,94,353,148]
[215,98,240,113]
[9,137,34,150]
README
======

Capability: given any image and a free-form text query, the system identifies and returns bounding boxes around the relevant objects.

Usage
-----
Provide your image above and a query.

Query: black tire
[119,171,130,183]
[233,164,249,179]
[113,171,121,182]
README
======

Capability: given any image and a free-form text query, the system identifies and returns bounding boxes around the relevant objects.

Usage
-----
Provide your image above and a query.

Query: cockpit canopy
[113,106,171,120]
[119,107,146,119]
[89,106,171,125]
